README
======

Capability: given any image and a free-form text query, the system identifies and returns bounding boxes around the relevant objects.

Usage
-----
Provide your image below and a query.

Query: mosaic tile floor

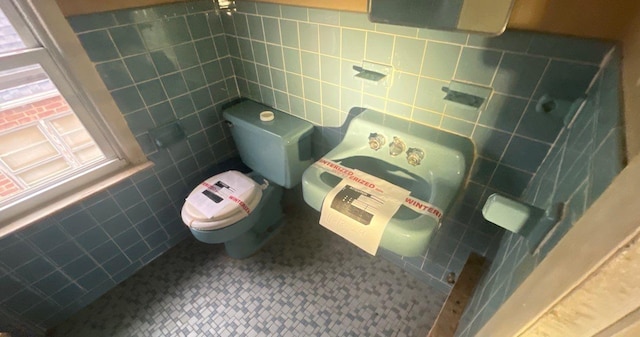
[52,190,447,337]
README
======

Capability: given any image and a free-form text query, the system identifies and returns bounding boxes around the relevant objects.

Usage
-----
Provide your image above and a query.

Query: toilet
[181,100,314,258]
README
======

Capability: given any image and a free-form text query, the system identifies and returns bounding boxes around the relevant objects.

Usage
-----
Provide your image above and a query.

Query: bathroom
[0,0,635,336]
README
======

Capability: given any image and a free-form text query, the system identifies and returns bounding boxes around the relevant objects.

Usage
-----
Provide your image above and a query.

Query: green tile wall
[0,1,240,334]
[223,1,613,293]
[456,49,624,337]
[0,1,621,335]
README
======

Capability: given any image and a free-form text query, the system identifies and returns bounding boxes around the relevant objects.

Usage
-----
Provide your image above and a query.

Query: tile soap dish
[442,80,492,110]
[149,121,186,148]
[353,61,392,87]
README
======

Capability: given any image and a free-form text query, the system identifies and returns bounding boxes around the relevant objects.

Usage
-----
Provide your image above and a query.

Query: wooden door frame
[476,153,640,336]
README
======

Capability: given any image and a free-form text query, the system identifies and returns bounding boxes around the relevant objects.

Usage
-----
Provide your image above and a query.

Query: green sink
[302,109,474,257]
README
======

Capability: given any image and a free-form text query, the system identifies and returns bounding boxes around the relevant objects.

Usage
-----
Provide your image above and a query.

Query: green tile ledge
[0,162,154,239]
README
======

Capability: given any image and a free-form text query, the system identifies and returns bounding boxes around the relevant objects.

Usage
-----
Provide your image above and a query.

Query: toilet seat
[181,171,263,231]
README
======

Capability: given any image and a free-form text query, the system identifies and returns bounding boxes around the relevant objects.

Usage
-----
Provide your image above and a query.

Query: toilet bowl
[183,171,284,258]
[181,99,313,258]
[182,171,263,231]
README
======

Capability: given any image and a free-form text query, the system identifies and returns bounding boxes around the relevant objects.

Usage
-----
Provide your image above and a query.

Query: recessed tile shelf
[148,121,186,148]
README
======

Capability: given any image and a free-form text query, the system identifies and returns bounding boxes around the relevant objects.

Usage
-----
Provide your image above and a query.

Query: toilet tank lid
[223,100,313,140]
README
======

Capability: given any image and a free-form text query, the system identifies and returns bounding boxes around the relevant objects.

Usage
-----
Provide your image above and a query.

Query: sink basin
[302,109,474,257]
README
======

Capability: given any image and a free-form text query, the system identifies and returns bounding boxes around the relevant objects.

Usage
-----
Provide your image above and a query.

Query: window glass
[0,1,147,233]
[0,7,26,54]
[0,64,105,202]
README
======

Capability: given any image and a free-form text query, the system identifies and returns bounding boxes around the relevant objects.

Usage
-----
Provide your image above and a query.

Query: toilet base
[189,173,284,258]
[222,214,284,259]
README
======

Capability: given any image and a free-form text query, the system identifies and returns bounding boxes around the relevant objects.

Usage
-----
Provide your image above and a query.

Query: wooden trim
[250,0,367,13]
[476,153,640,336]
[594,307,640,337]
[621,9,640,161]
[55,0,187,17]
[55,0,368,16]
[428,253,486,337]
[506,0,638,40]
[519,234,640,336]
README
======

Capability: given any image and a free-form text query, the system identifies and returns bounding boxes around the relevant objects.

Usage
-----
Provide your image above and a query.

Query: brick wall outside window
[0,95,70,199]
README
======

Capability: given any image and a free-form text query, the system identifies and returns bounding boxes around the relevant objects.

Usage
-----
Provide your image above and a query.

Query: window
[0,2,149,233]
[0,65,106,201]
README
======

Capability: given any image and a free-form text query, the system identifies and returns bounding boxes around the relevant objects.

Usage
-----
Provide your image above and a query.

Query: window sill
[0,161,154,238]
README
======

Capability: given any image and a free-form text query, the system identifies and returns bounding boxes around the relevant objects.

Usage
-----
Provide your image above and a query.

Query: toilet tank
[223,100,314,188]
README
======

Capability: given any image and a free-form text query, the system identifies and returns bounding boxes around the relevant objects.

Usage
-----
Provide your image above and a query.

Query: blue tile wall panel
[456,50,625,337]
[0,1,239,333]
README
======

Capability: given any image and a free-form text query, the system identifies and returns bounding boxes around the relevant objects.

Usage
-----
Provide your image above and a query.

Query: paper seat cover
[184,171,259,221]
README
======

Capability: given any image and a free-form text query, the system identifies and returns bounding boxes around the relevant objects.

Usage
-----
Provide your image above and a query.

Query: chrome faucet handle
[389,136,406,156]
[368,133,386,151]
[406,148,425,166]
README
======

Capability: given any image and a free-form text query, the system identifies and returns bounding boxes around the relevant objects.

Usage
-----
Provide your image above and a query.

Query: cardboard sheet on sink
[320,169,410,255]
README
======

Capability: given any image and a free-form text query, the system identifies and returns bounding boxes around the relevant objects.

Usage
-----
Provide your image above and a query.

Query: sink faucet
[389,137,406,156]
[406,148,425,166]
[368,133,386,151]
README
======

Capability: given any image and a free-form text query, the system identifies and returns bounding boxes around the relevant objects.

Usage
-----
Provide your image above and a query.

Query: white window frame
[0,0,152,236]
